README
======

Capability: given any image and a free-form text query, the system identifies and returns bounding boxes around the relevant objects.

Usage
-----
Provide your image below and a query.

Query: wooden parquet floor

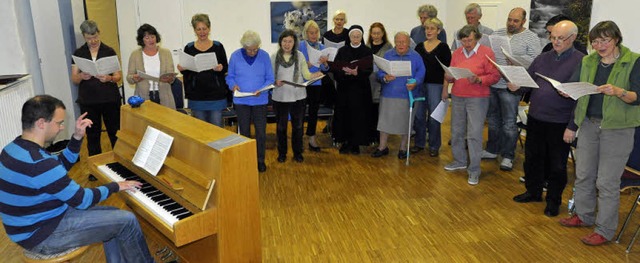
[2,116,640,262]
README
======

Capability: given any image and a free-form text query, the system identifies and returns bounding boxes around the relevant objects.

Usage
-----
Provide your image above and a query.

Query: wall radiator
[0,76,33,148]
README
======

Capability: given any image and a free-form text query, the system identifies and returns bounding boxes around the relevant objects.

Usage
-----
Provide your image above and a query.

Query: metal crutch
[406,81,425,166]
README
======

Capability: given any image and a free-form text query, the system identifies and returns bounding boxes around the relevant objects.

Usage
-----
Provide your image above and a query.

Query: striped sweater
[491,28,542,89]
[0,136,118,249]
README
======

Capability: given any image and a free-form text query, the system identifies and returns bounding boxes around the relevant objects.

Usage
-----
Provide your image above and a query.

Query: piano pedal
[155,246,168,256]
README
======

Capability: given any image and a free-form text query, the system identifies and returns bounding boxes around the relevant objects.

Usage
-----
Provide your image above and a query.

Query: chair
[22,245,90,263]
[614,167,640,253]
[516,102,529,149]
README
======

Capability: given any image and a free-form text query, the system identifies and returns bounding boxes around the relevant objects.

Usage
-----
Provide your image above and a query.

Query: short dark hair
[458,25,482,40]
[136,24,162,47]
[22,95,65,130]
[589,20,623,47]
[278,29,298,50]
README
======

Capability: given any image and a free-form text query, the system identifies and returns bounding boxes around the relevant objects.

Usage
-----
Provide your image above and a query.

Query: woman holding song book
[71,20,122,159]
[366,22,393,144]
[299,20,329,151]
[413,17,451,157]
[177,13,229,127]
[226,30,275,173]
[559,20,640,246]
[443,25,500,185]
[272,29,324,163]
[126,23,177,109]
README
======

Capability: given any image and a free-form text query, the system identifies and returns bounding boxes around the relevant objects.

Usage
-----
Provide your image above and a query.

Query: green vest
[574,45,640,129]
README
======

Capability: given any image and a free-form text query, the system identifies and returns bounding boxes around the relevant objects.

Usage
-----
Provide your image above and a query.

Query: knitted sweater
[0,137,118,249]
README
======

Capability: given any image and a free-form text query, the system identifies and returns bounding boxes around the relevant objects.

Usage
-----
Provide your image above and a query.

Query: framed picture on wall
[529,0,593,49]
[270,1,328,43]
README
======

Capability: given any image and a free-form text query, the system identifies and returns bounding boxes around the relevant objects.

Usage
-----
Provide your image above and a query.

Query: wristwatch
[620,90,628,98]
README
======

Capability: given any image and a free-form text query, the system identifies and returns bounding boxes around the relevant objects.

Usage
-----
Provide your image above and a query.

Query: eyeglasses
[549,33,574,43]
[591,38,613,46]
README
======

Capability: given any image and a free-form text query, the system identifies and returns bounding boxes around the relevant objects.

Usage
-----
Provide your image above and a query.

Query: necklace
[600,61,614,68]
[600,51,620,67]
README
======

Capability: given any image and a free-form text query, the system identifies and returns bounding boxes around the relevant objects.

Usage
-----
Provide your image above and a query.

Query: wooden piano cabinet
[88,102,261,262]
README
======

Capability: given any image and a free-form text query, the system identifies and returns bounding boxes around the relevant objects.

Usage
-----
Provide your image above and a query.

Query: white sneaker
[444,162,467,171]
[468,173,480,185]
[500,158,513,171]
[481,150,498,159]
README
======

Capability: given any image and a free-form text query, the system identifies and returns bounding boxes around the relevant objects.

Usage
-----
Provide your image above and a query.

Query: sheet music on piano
[133,126,174,176]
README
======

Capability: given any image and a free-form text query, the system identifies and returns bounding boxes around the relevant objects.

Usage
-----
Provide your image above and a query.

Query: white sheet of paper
[501,47,531,68]
[486,55,538,88]
[132,126,174,176]
[179,50,218,72]
[233,84,277,97]
[306,44,338,67]
[322,48,338,62]
[137,70,159,82]
[488,35,511,63]
[430,100,449,123]
[373,55,412,77]
[535,72,600,100]
[324,39,345,49]
[72,55,121,76]
[436,56,475,80]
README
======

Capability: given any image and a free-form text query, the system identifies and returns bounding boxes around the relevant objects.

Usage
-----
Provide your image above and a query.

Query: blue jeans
[29,206,153,263]
[413,84,444,151]
[413,86,427,149]
[192,109,223,128]
[486,88,520,159]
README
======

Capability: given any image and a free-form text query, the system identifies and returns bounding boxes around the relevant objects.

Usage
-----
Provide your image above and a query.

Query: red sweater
[450,45,500,97]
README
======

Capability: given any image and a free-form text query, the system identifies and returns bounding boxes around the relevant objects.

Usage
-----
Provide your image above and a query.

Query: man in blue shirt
[0,95,153,262]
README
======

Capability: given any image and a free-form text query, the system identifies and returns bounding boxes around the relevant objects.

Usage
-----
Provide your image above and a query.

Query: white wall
[1,0,640,115]
[0,0,27,75]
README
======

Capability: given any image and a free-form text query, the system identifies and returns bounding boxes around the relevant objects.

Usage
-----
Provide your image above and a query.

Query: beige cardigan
[126,47,176,109]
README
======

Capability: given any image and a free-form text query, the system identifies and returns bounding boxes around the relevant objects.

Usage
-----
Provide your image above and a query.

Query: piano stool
[22,245,89,263]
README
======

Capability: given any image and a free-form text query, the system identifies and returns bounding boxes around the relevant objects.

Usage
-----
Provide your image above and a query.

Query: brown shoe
[581,232,609,246]
[559,214,588,227]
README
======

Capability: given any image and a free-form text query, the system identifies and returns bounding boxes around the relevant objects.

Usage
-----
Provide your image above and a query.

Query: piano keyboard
[98,162,193,227]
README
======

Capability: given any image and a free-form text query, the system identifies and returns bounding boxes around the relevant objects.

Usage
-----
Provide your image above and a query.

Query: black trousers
[235,104,267,163]
[79,102,120,156]
[305,85,322,136]
[274,100,305,157]
[523,116,570,205]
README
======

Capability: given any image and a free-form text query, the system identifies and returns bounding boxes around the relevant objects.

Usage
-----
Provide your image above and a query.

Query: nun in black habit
[327,25,374,154]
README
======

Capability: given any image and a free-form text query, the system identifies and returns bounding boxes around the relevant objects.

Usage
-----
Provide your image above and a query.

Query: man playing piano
[0,95,154,262]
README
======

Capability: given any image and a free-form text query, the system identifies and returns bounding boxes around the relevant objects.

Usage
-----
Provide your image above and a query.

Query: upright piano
[88,102,261,262]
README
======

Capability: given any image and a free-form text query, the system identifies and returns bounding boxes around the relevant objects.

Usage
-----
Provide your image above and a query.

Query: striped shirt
[0,136,118,249]
[491,28,542,89]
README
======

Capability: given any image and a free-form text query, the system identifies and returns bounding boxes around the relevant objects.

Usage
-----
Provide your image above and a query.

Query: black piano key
[158,200,174,207]
[164,203,182,211]
[170,208,189,216]
[106,162,194,221]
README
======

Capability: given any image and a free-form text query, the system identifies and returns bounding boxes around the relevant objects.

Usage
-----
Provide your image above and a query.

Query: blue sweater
[226,48,275,106]
[0,137,118,249]
[298,40,329,86]
[377,49,426,99]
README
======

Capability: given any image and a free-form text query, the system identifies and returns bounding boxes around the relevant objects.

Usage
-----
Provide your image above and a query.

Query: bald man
[506,21,584,216]
[483,7,542,171]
